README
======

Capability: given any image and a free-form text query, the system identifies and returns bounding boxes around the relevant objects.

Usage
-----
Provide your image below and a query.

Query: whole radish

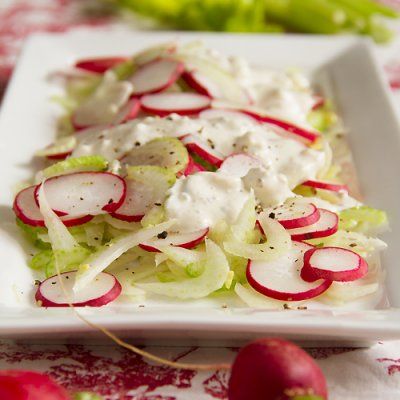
[0,370,70,400]
[228,338,327,400]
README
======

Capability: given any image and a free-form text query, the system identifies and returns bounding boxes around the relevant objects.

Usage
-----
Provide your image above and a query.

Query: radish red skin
[33,171,127,216]
[301,180,348,193]
[35,271,122,307]
[181,71,213,97]
[228,338,328,400]
[13,186,94,227]
[46,151,72,161]
[301,246,368,282]
[288,209,339,241]
[246,259,332,301]
[0,370,70,400]
[241,110,319,143]
[130,58,185,96]
[185,143,223,167]
[139,228,209,252]
[75,56,128,74]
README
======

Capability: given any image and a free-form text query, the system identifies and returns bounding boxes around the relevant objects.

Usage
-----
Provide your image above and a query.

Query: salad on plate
[13,41,388,310]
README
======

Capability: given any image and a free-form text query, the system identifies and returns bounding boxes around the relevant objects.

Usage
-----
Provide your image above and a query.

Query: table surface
[1,1,400,398]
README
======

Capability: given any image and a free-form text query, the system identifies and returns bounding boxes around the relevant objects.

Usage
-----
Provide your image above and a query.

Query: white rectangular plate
[1,29,400,345]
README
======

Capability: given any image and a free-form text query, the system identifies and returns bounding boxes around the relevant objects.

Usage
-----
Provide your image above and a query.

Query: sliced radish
[287,208,338,241]
[111,98,141,125]
[182,70,223,98]
[301,246,368,282]
[13,186,92,227]
[180,134,224,167]
[130,58,184,96]
[199,108,257,123]
[218,153,261,178]
[35,271,121,307]
[72,72,133,129]
[34,172,126,217]
[312,95,325,110]
[139,228,209,252]
[110,179,154,222]
[46,151,72,160]
[35,136,77,159]
[141,92,211,116]
[111,165,174,222]
[301,179,348,193]
[266,199,320,230]
[247,241,331,301]
[242,110,319,143]
[181,155,206,176]
[75,57,128,74]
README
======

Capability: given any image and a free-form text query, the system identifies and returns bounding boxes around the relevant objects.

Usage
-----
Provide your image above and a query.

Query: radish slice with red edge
[218,153,261,178]
[199,108,257,123]
[301,179,348,193]
[141,92,211,116]
[179,155,206,176]
[13,186,93,227]
[312,95,325,110]
[110,179,158,222]
[46,151,72,160]
[247,241,331,301]
[266,199,320,229]
[130,58,184,96]
[180,134,224,167]
[34,172,126,217]
[35,271,122,307]
[287,208,338,240]
[111,98,141,125]
[242,110,319,143]
[301,246,368,282]
[182,70,223,98]
[75,56,128,74]
[139,228,209,252]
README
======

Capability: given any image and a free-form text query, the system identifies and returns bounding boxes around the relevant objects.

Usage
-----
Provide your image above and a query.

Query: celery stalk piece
[265,0,347,34]
[331,0,398,18]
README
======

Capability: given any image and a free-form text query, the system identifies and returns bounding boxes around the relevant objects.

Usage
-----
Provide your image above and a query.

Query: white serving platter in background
[0,29,400,346]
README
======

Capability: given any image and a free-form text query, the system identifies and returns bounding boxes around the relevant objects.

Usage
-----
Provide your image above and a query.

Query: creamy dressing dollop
[165,172,251,231]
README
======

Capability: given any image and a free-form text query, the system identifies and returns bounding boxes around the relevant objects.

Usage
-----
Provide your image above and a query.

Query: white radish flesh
[110,179,158,222]
[180,134,224,167]
[36,271,121,307]
[266,199,320,229]
[13,186,93,227]
[72,72,133,129]
[35,172,126,217]
[130,58,184,95]
[301,180,348,193]
[301,246,368,282]
[247,241,331,301]
[111,98,141,125]
[218,153,261,178]
[287,208,338,240]
[139,228,209,252]
[141,92,211,116]
[182,70,223,98]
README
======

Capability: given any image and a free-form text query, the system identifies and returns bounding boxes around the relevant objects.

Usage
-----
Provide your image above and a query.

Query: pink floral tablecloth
[1,1,400,398]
